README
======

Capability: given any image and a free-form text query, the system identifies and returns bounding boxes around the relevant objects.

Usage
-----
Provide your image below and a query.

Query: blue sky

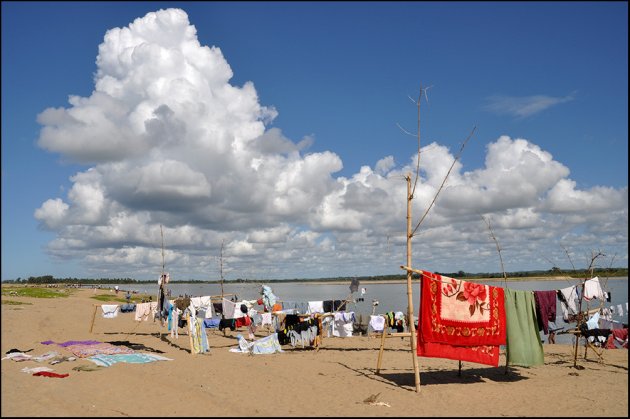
[2,1,628,281]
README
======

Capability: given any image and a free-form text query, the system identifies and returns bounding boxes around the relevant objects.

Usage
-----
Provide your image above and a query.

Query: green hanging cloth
[504,289,545,367]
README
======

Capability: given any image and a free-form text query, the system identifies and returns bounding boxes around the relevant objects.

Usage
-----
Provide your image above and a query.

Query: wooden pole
[406,174,421,392]
[376,316,387,373]
[188,313,196,355]
[89,304,98,333]
[573,280,587,367]
[220,239,225,299]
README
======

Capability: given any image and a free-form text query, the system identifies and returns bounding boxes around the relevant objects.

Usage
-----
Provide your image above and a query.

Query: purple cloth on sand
[42,340,102,347]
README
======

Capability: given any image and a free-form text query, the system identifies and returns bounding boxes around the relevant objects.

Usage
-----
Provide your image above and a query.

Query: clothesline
[400,264,616,299]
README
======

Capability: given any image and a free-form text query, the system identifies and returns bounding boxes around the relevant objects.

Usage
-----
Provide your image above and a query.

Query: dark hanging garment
[284,314,300,329]
[533,290,557,335]
[323,300,333,313]
[218,318,235,331]
[350,278,360,293]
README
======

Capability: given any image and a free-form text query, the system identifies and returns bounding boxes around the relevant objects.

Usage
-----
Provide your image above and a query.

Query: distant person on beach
[547,321,557,344]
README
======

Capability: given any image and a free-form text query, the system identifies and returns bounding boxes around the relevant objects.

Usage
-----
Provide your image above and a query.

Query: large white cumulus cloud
[34,8,627,279]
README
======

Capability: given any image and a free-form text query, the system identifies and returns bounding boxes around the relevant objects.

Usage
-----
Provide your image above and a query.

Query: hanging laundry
[120,303,136,313]
[171,307,181,339]
[332,312,355,337]
[187,312,209,354]
[190,296,214,318]
[261,285,277,311]
[611,328,628,348]
[322,300,344,313]
[557,286,579,322]
[583,276,605,300]
[234,315,252,328]
[394,311,406,332]
[134,302,158,322]
[307,301,324,315]
[203,318,221,328]
[369,315,385,332]
[350,278,360,293]
[579,323,612,345]
[283,301,309,315]
[617,304,624,317]
[222,298,245,319]
[533,290,556,334]
[417,271,506,367]
[218,318,236,331]
[586,312,601,330]
[504,289,544,367]
[600,307,613,321]
[101,304,120,319]
[260,312,273,326]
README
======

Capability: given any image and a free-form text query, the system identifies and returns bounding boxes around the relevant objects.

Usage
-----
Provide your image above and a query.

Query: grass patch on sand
[1,300,32,305]
[1,287,74,298]
[90,293,154,303]
[90,294,130,303]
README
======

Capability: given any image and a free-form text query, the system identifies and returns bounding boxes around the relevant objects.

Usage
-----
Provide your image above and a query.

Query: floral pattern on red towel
[417,271,506,366]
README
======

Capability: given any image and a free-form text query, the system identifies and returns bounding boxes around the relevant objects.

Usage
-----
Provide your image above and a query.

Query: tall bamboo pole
[220,239,225,299]
[160,225,165,277]
[406,173,421,392]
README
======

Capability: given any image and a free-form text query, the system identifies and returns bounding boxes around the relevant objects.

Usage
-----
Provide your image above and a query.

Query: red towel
[417,271,506,366]
[235,315,252,328]
[612,328,628,349]
[33,371,69,378]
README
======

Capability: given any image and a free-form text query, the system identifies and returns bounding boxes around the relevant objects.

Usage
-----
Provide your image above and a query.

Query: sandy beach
[1,286,627,417]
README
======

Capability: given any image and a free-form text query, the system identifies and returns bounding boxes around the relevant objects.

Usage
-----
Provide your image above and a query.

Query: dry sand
[1,286,627,417]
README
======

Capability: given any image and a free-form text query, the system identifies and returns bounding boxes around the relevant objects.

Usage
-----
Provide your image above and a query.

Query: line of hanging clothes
[414,271,628,369]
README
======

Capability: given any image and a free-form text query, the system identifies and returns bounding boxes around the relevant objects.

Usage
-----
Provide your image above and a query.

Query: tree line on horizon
[2,267,627,285]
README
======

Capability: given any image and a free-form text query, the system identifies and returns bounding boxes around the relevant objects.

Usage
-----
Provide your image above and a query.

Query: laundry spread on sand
[42,340,102,347]
[33,371,70,378]
[72,364,106,372]
[21,366,54,374]
[2,351,60,362]
[107,340,165,354]
[5,348,34,354]
[86,353,173,367]
[63,342,135,358]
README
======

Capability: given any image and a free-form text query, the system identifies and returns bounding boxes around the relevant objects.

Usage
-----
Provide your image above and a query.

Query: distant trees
[1,268,627,285]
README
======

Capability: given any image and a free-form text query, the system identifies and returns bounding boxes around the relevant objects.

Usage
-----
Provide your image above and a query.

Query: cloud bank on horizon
[33,8,628,280]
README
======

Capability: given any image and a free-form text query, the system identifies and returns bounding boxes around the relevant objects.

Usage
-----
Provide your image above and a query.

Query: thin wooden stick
[376,317,387,374]
[400,265,424,275]
[411,126,476,238]
[188,313,196,356]
[405,174,421,392]
[89,304,98,333]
